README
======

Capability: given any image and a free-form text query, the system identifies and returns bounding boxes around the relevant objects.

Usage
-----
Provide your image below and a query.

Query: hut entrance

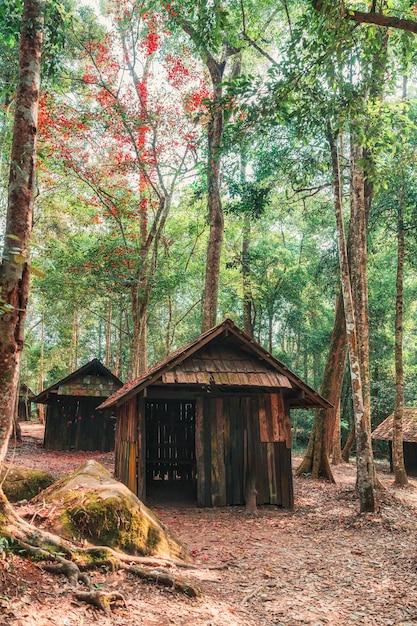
[145,399,196,501]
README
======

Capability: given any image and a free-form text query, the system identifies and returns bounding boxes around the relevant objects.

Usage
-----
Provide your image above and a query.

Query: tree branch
[312,0,417,34]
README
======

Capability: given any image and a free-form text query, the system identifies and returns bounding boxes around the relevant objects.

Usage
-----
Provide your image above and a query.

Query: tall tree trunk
[350,143,372,436]
[332,400,342,465]
[392,137,408,486]
[327,122,375,512]
[0,0,44,465]
[105,300,112,368]
[201,63,225,332]
[296,294,346,480]
[38,306,45,423]
[70,308,79,371]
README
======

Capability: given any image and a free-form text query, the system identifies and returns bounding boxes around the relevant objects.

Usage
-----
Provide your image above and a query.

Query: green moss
[1,466,55,502]
[64,495,159,556]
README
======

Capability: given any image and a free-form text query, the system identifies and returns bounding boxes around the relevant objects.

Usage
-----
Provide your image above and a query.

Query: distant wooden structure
[18,384,35,421]
[99,319,331,509]
[32,359,123,452]
[372,408,417,476]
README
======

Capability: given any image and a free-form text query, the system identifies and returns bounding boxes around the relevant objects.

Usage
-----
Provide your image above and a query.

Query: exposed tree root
[74,591,126,615]
[1,496,202,611]
[124,564,201,597]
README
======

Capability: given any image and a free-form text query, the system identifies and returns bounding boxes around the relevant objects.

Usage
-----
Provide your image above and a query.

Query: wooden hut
[99,319,331,508]
[32,359,123,452]
[372,408,417,476]
[18,384,35,421]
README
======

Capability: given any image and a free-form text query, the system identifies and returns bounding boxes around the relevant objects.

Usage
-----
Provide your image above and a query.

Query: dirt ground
[2,423,417,626]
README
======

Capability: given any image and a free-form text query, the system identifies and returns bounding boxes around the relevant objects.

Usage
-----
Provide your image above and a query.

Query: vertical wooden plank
[223,397,233,504]
[203,398,213,506]
[282,399,292,449]
[270,393,280,442]
[251,396,268,504]
[216,398,227,506]
[278,441,293,509]
[229,396,241,504]
[210,398,220,506]
[137,396,146,501]
[195,397,205,507]
[258,394,268,442]
[267,442,278,504]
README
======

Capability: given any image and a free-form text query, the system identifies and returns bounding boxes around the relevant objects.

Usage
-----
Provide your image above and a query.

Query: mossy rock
[32,460,188,562]
[1,465,56,502]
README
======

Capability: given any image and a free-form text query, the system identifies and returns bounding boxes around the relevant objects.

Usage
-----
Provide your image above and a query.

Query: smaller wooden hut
[18,384,35,421]
[372,408,417,476]
[99,319,332,509]
[32,359,123,452]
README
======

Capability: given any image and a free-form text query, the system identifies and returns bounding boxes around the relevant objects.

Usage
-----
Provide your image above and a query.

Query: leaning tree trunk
[0,0,44,465]
[327,122,375,513]
[392,161,408,486]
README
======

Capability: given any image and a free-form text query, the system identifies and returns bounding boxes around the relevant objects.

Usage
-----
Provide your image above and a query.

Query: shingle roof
[32,358,123,403]
[98,319,332,410]
[372,407,417,443]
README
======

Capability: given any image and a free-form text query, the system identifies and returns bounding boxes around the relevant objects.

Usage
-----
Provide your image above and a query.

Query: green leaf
[30,266,45,278]
[13,253,26,264]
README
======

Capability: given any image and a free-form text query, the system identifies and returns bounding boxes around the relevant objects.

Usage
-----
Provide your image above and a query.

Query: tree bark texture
[201,62,225,333]
[327,122,375,512]
[392,175,408,486]
[0,0,44,465]
[296,294,346,480]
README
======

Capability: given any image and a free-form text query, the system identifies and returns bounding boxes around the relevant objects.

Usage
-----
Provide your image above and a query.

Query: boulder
[32,460,188,561]
[1,465,55,502]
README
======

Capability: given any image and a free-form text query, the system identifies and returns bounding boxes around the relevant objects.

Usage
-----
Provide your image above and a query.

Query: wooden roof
[99,319,332,410]
[32,358,123,404]
[372,407,417,443]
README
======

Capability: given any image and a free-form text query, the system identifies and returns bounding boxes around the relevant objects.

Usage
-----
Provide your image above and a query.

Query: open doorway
[145,399,196,502]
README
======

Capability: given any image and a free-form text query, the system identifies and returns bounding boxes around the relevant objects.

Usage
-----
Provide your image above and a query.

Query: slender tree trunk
[38,306,45,424]
[332,400,342,465]
[342,425,355,462]
[392,146,408,486]
[327,122,375,512]
[70,308,79,371]
[116,304,123,379]
[0,0,44,465]
[105,301,112,368]
[202,67,224,332]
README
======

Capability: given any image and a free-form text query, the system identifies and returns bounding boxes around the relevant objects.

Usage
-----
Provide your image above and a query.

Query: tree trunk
[105,300,112,368]
[38,306,45,423]
[327,122,375,512]
[342,425,355,462]
[392,138,408,486]
[201,64,225,332]
[295,290,347,480]
[331,400,342,465]
[0,0,44,465]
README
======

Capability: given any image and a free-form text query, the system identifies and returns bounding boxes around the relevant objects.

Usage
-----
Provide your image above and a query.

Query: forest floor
[2,423,417,626]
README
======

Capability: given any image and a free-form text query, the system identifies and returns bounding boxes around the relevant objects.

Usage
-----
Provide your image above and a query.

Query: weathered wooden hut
[372,408,417,476]
[99,319,331,508]
[18,384,35,421]
[32,359,123,452]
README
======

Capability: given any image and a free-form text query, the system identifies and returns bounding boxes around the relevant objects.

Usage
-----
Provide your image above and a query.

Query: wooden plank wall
[196,393,293,508]
[114,398,138,495]
[44,397,115,452]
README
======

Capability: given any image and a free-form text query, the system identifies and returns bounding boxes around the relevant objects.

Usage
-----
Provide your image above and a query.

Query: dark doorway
[145,400,196,501]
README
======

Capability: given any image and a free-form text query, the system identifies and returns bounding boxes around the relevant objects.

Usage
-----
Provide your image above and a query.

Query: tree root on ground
[74,591,126,616]
[1,496,201,615]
